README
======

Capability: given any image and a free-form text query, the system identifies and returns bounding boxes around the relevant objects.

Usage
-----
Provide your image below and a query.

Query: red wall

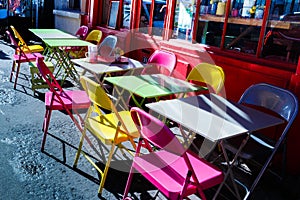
[95,28,300,174]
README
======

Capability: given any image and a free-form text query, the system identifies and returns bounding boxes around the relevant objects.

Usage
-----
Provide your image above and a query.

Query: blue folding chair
[222,83,298,199]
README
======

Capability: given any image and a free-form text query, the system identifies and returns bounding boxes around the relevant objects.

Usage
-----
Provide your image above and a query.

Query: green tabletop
[42,39,92,47]
[105,74,206,98]
[29,29,77,39]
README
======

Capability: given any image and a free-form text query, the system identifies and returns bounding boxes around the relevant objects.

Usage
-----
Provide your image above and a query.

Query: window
[173,0,196,41]
[139,0,167,36]
[123,0,132,28]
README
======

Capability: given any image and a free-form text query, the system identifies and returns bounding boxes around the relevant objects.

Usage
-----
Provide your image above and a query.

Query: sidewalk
[1,39,300,200]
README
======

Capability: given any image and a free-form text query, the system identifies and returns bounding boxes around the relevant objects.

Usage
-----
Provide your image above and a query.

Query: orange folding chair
[35,57,90,151]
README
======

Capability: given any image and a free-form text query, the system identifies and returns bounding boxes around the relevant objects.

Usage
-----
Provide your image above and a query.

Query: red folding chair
[36,57,90,151]
[123,107,224,200]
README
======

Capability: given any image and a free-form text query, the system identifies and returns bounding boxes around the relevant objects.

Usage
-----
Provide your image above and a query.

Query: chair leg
[41,109,52,151]
[98,143,116,195]
[123,164,135,200]
[9,61,16,82]
[13,62,21,89]
[73,126,87,168]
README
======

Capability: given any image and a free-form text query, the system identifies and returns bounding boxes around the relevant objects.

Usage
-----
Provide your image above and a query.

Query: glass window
[123,0,132,28]
[173,0,196,41]
[139,0,167,36]
[262,2,300,63]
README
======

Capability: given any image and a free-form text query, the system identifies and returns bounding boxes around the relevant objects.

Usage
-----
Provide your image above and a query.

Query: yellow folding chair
[183,63,225,151]
[73,76,139,196]
[10,25,44,53]
[69,30,103,58]
[186,62,225,95]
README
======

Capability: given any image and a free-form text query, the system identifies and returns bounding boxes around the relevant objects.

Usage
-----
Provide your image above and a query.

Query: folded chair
[123,107,224,200]
[222,83,298,199]
[10,25,44,53]
[35,57,90,151]
[6,30,44,89]
[73,76,139,195]
[142,49,177,76]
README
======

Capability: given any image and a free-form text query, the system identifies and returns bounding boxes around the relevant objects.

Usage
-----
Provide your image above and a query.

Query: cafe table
[29,29,78,55]
[104,74,206,109]
[29,29,78,39]
[146,93,284,199]
[71,57,146,84]
[40,39,93,83]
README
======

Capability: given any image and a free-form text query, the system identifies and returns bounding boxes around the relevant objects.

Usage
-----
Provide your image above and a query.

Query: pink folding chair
[123,107,224,200]
[75,25,89,40]
[142,49,177,76]
[35,57,90,151]
[6,30,43,89]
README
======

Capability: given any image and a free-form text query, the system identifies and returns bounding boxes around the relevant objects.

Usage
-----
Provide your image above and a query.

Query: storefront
[83,0,300,173]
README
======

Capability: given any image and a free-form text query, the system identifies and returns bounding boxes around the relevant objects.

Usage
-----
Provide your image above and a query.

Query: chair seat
[45,90,90,110]
[86,110,139,144]
[13,52,43,62]
[22,45,44,53]
[133,150,224,199]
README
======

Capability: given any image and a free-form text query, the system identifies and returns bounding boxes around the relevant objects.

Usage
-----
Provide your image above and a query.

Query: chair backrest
[36,57,63,93]
[97,35,118,57]
[186,63,225,94]
[75,25,89,40]
[130,107,185,155]
[145,50,177,76]
[10,25,29,49]
[239,83,298,123]
[85,30,103,45]
[80,76,113,112]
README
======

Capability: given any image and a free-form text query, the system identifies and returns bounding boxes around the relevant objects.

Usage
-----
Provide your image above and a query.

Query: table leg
[213,134,250,200]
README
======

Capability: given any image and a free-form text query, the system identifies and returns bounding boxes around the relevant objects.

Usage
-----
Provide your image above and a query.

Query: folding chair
[69,29,103,58]
[35,57,90,151]
[73,76,139,195]
[75,25,89,40]
[97,35,118,57]
[142,49,177,76]
[186,62,225,95]
[6,30,44,89]
[128,49,177,108]
[222,83,298,199]
[123,107,224,200]
[10,25,44,53]
[182,63,225,148]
